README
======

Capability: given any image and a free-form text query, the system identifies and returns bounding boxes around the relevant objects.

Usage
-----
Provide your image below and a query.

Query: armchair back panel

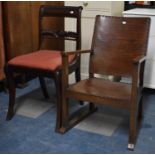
[90,16,150,76]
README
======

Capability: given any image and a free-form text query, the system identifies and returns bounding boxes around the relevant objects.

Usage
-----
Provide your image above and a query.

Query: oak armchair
[60,16,150,150]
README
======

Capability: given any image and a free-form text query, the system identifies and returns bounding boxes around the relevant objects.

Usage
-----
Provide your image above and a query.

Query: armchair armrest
[132,55,146,90]
[62,49,93,57]
[61,50,92,89]
[133,55,146,65]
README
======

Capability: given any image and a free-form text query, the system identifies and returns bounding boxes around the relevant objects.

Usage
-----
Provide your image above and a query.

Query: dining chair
[5,5,83,132]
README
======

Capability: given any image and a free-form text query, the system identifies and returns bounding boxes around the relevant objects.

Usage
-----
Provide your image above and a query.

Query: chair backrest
[90,16,150,77]
[39,5,83,50]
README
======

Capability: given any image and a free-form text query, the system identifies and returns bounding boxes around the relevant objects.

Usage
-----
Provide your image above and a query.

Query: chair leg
[54,72,62,132]
[128,115,137,150]
[5,67,16,120]
[128,103,138,150]
[39,76,49,99]
[59,96,69,133]
[60,91,75,133]
[138,96,143,122]
[75,67,83,105]
[75,66,81,82]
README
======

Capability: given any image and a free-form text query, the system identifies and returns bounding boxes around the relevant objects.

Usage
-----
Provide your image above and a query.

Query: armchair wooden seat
[67,78,131,108]
[60,16,150,150]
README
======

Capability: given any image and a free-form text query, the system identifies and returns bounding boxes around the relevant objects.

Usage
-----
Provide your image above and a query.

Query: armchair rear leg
[128,115,137,150]
[138,96,144,122]
[75,66,83,105]
[6,67,16,120]
[75,66,81,82]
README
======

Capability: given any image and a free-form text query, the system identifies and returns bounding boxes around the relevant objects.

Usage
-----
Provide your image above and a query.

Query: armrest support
[61,49,92,91]
[133,55,146,65]
[132,55,146,91]
[62,49,92,57]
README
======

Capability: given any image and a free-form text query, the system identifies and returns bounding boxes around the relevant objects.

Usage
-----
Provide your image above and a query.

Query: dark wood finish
[0,2,5,81]
[6,6,83,133]
[60,16,150,150]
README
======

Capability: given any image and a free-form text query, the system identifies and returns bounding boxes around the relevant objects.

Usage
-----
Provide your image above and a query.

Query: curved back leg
[5,66,16,120]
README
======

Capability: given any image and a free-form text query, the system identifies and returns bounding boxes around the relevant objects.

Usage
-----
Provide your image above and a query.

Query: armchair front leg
[128,55,146,150]
[59,50,96,133]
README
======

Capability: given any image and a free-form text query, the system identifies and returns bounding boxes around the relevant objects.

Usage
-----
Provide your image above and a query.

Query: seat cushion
[67,78,131,103]
[8,50,75,71]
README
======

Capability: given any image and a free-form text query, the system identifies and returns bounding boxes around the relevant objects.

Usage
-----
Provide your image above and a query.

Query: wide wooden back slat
[90,16,150,76]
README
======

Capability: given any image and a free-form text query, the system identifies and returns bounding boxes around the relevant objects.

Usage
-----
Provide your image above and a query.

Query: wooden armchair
[60,16,150,150]
[5,5,83,132]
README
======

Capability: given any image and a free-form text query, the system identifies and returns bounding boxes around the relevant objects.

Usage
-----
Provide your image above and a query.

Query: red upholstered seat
[8,50,75,71]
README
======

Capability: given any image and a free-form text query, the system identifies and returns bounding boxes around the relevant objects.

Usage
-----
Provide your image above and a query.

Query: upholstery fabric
[8,50,75,71]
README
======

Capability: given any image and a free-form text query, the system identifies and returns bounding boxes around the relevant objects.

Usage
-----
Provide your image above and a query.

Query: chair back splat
[60,15,150,150]
[39,6,82,50]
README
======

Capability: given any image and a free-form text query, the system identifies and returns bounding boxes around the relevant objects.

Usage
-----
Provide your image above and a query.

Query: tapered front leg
[128,101,138,150]
[128,114,137,150]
